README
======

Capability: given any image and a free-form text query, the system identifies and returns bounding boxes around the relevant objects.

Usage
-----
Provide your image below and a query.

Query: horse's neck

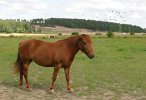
[65,36,80,55]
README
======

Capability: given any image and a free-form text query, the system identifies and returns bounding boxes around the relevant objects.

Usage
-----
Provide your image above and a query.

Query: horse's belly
[33,58,54,67]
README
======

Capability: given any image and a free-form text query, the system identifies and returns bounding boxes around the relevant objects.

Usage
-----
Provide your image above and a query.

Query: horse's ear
[78,36,86,45]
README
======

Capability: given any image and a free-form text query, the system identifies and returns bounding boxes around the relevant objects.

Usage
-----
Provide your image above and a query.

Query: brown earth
[0,85,145,100]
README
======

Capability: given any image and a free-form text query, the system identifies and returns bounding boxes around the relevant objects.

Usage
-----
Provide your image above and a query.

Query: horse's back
[18,40,43,62]
[19,39,39,53]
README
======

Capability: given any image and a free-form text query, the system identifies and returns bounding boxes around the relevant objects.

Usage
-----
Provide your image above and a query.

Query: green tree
[106,31,114,38]
[0,19,33,33]
[31,18,146,33]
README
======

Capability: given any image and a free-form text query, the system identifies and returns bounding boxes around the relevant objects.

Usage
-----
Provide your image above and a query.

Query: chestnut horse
[13,34,94,93]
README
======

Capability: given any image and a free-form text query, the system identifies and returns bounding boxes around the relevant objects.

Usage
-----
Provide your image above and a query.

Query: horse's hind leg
[18,68,23,88]
[23,63,31,91]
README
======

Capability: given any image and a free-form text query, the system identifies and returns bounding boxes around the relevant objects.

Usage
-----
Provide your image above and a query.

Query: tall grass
[0,36,146,99]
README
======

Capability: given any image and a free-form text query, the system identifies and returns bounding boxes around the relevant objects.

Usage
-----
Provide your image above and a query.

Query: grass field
[0,36,146,100]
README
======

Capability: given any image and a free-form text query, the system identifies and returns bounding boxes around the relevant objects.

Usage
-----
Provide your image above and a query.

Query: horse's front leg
[64,67,73,93]
[50,64,61,93]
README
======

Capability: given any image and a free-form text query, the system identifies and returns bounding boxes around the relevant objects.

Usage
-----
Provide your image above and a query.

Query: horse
[49,35,57,39]
[13,34,94,93]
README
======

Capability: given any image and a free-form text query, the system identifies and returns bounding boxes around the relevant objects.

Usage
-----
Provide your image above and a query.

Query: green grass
[0,36,146,99]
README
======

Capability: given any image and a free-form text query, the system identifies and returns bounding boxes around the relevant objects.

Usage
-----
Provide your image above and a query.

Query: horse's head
[78,34,94,59]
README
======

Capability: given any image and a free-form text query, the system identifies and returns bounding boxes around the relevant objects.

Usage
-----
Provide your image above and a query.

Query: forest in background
[0,18,146,33]
[0,19,32,33]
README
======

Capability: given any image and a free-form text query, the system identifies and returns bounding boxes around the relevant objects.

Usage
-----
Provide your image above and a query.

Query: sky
[0,0,146,28]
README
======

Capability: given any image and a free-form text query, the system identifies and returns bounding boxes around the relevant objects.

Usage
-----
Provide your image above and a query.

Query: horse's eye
[84,42,87,45]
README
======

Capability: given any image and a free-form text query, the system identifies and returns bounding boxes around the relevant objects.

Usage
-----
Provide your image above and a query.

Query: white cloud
[0,1,7,5]
[0,0,49,19]
[0,0,146,28]
[65,0,146,28]
[130,12,141,19]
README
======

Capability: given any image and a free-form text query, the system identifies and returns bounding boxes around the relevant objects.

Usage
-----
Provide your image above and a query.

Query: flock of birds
[81,10,134,23]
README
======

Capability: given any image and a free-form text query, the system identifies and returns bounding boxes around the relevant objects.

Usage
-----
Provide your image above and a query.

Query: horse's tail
[13,52,23,74]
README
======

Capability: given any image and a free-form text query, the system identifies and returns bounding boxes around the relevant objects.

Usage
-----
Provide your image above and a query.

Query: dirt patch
[42,26,95,34]
[120,93,146,100]
[0,85,97,100]
[0,85,145,100]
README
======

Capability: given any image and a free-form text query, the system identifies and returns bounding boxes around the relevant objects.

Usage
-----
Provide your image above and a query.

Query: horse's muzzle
[89,54,94,59]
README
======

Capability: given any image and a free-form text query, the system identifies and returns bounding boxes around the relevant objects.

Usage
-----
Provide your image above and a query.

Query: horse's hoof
[27,87,32,92]
[18,85,23,89]
[68,88,73,93]
[50,89,55,94]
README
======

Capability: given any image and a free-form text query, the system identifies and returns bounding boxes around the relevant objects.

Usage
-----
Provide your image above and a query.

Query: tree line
[0,18,145,33]
[0,19,32,33]
[30,18,146,33]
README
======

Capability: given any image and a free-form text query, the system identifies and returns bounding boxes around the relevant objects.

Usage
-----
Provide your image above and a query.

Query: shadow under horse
[13,34,94,93]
